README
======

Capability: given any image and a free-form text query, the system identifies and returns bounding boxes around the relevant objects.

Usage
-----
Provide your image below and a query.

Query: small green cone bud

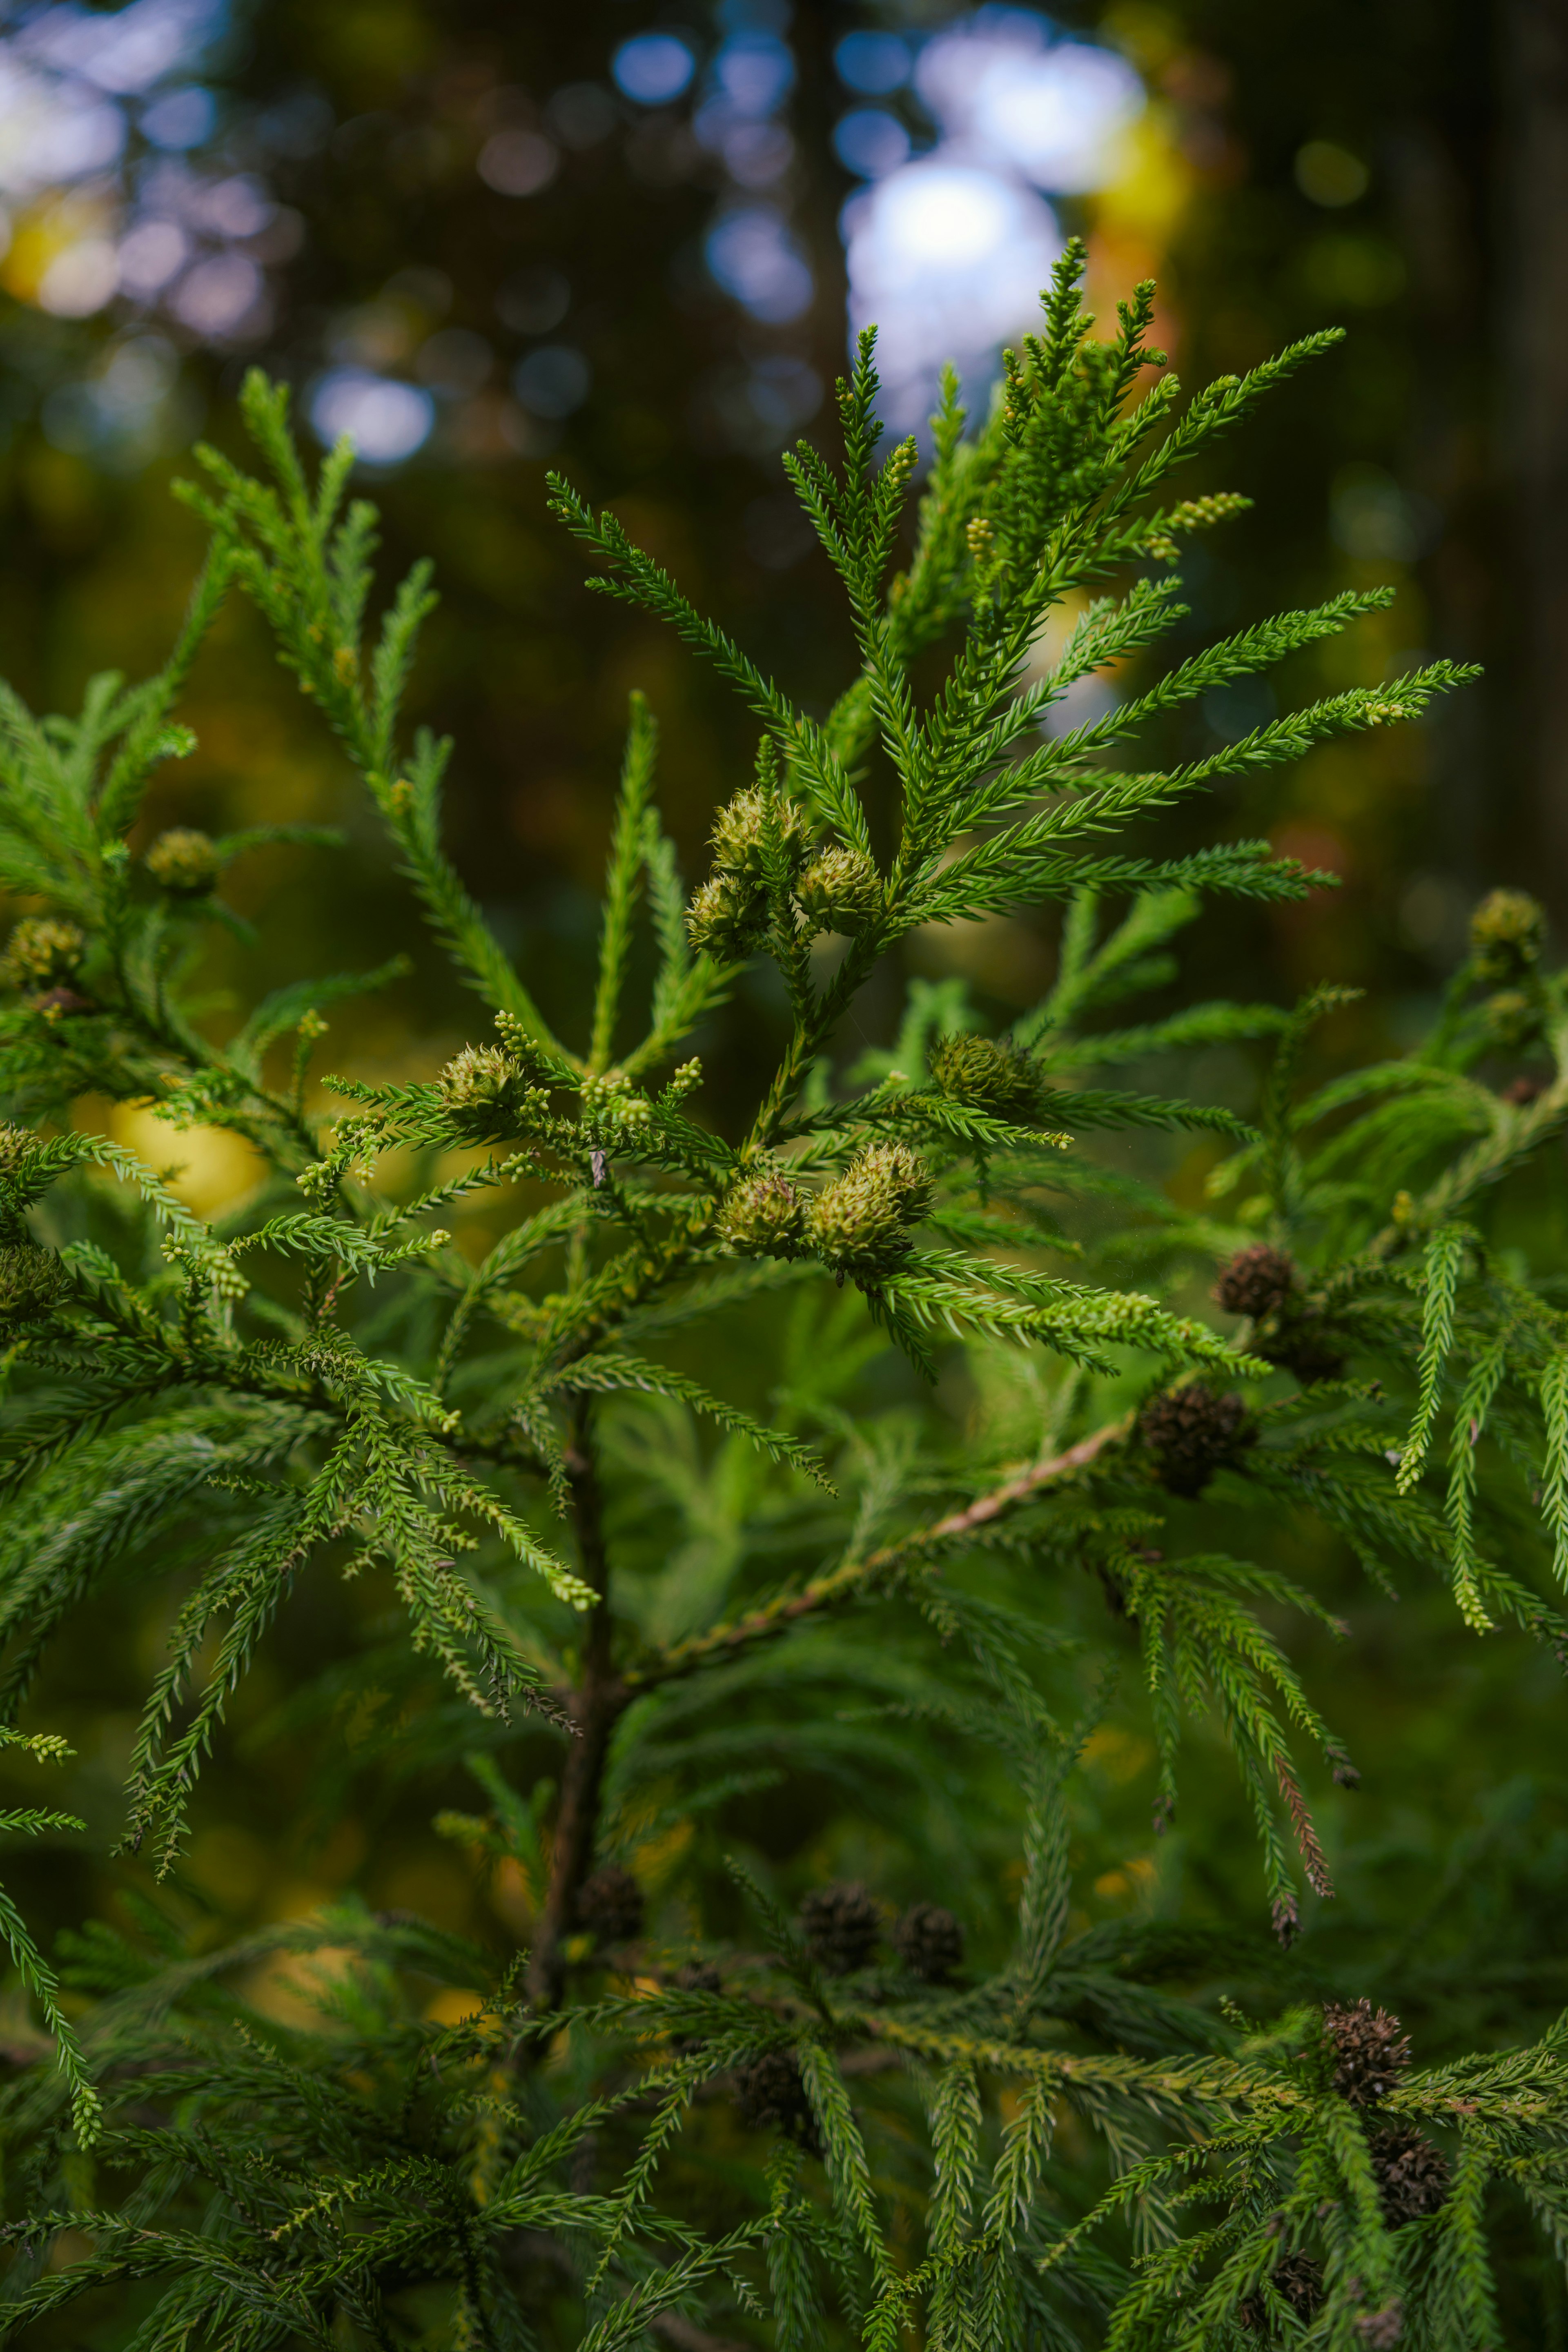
[438,1044,519,1113]
[795,844,881,935]
[1484,989,1541,1049]
[719,1172,806,1256]
[806,1140,933,1272]
[1,917,85,993]
[146,827,222,897]
[928,1031,1043,1116]
[709,784,809,881]
[1471,888,1545,984]
[0,1124,36,1178]
[0,1240,67,1324]
[687,873,762,958]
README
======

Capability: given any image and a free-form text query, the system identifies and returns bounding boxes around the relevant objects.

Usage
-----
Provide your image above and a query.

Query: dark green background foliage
[0,1,1566,2345]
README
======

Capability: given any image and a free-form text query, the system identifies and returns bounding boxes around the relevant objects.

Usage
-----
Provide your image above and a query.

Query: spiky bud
[719,1173,806,1257]
[1372,2123,1449,2227]
[795,844,881,935]
[733,2049,821,2152]
[1238,2253,1323,2331]
[1484,989,1542,1049]
[806,1141,933,1274]
[1323,1998,1410,2106]
[0,1241,66,1324]
[574,1863,644,1946]
[928,1031,1045,1118]
[687,872,763,958]
[438,1044,520,1114]
[146,827,222,896]
[1214,1243,1297,1321]
[799,1881,881,1975]
[892,1902,964,1984]
[710,784,810,882]
[0,1125,36,1178]
[1,918,85,993]
[1140,1385,1253,1498]
[1470,886,1545,984]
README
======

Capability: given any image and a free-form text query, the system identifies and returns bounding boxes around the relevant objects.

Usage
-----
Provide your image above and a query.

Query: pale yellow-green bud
[0,1124,35,1177]
[719,1173,806,1256]
[1471,889,1546,985]
[438,1045,519,1114]
[806,1140,933,1273]
[146,827,222,896]
[709,785,809,882]
[928,1031,1043,1117]
[1,917,85,992]
[795,844,881,935]
[687,872,763,958]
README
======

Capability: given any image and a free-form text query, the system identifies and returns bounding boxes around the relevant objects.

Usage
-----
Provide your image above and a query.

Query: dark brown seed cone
[674,1960,722,1995]
[574,1864,644,1946]
[892,1902,964,1983]
[1140,1385,1254,1499]
[1324,1998,1411,2106]
[1215,1243,1297,1321]
[1239,2252,1324,2330]
[800,1880,881,1975]
[733,2049,822,2154]
[1372,2123,1449,2226]
[1356,2301,1405,2348]
[1272,1318,1347,1386]
[1503,1073,1546,1106]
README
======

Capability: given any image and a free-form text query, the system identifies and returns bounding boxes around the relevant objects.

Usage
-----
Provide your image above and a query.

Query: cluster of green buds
[718,1171,806,1257]
[1471,888,1546,986]
[928,1030,1046,1118]
[0,1239,66,1324]
[579,1068,652,1138]
[687,738,885,959]
[145,827,222,897]
[0,917,86,995]
[806,1140,933,1276]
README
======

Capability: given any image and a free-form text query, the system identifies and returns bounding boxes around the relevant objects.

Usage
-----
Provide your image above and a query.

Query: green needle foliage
[0,246,1564,2345]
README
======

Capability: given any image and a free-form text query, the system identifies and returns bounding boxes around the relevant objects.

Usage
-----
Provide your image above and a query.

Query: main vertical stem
[527,1395,621,2009]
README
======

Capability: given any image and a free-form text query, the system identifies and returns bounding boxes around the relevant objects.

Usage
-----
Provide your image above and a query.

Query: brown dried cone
[1140,1385,1254,1498]
[1214,1243,1297,1321]
[1372,2122,1450,2226]
[1356,2302,1405,2348]
[892,1902,964,1983]
[733,2049,822,2154]
[1214,1245,1345,1385]
[1238,2252,1324,2330]
[1323,1999,1411,2106]
[799,1880,881,1975]
[573,1863,644,1946]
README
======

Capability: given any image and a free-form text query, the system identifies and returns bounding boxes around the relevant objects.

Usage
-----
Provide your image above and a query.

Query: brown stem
[526,1396,624,2009]
[626,1412,1132,1693]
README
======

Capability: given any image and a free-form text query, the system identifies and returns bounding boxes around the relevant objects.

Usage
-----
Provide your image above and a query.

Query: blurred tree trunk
[1501,0,1568,909]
